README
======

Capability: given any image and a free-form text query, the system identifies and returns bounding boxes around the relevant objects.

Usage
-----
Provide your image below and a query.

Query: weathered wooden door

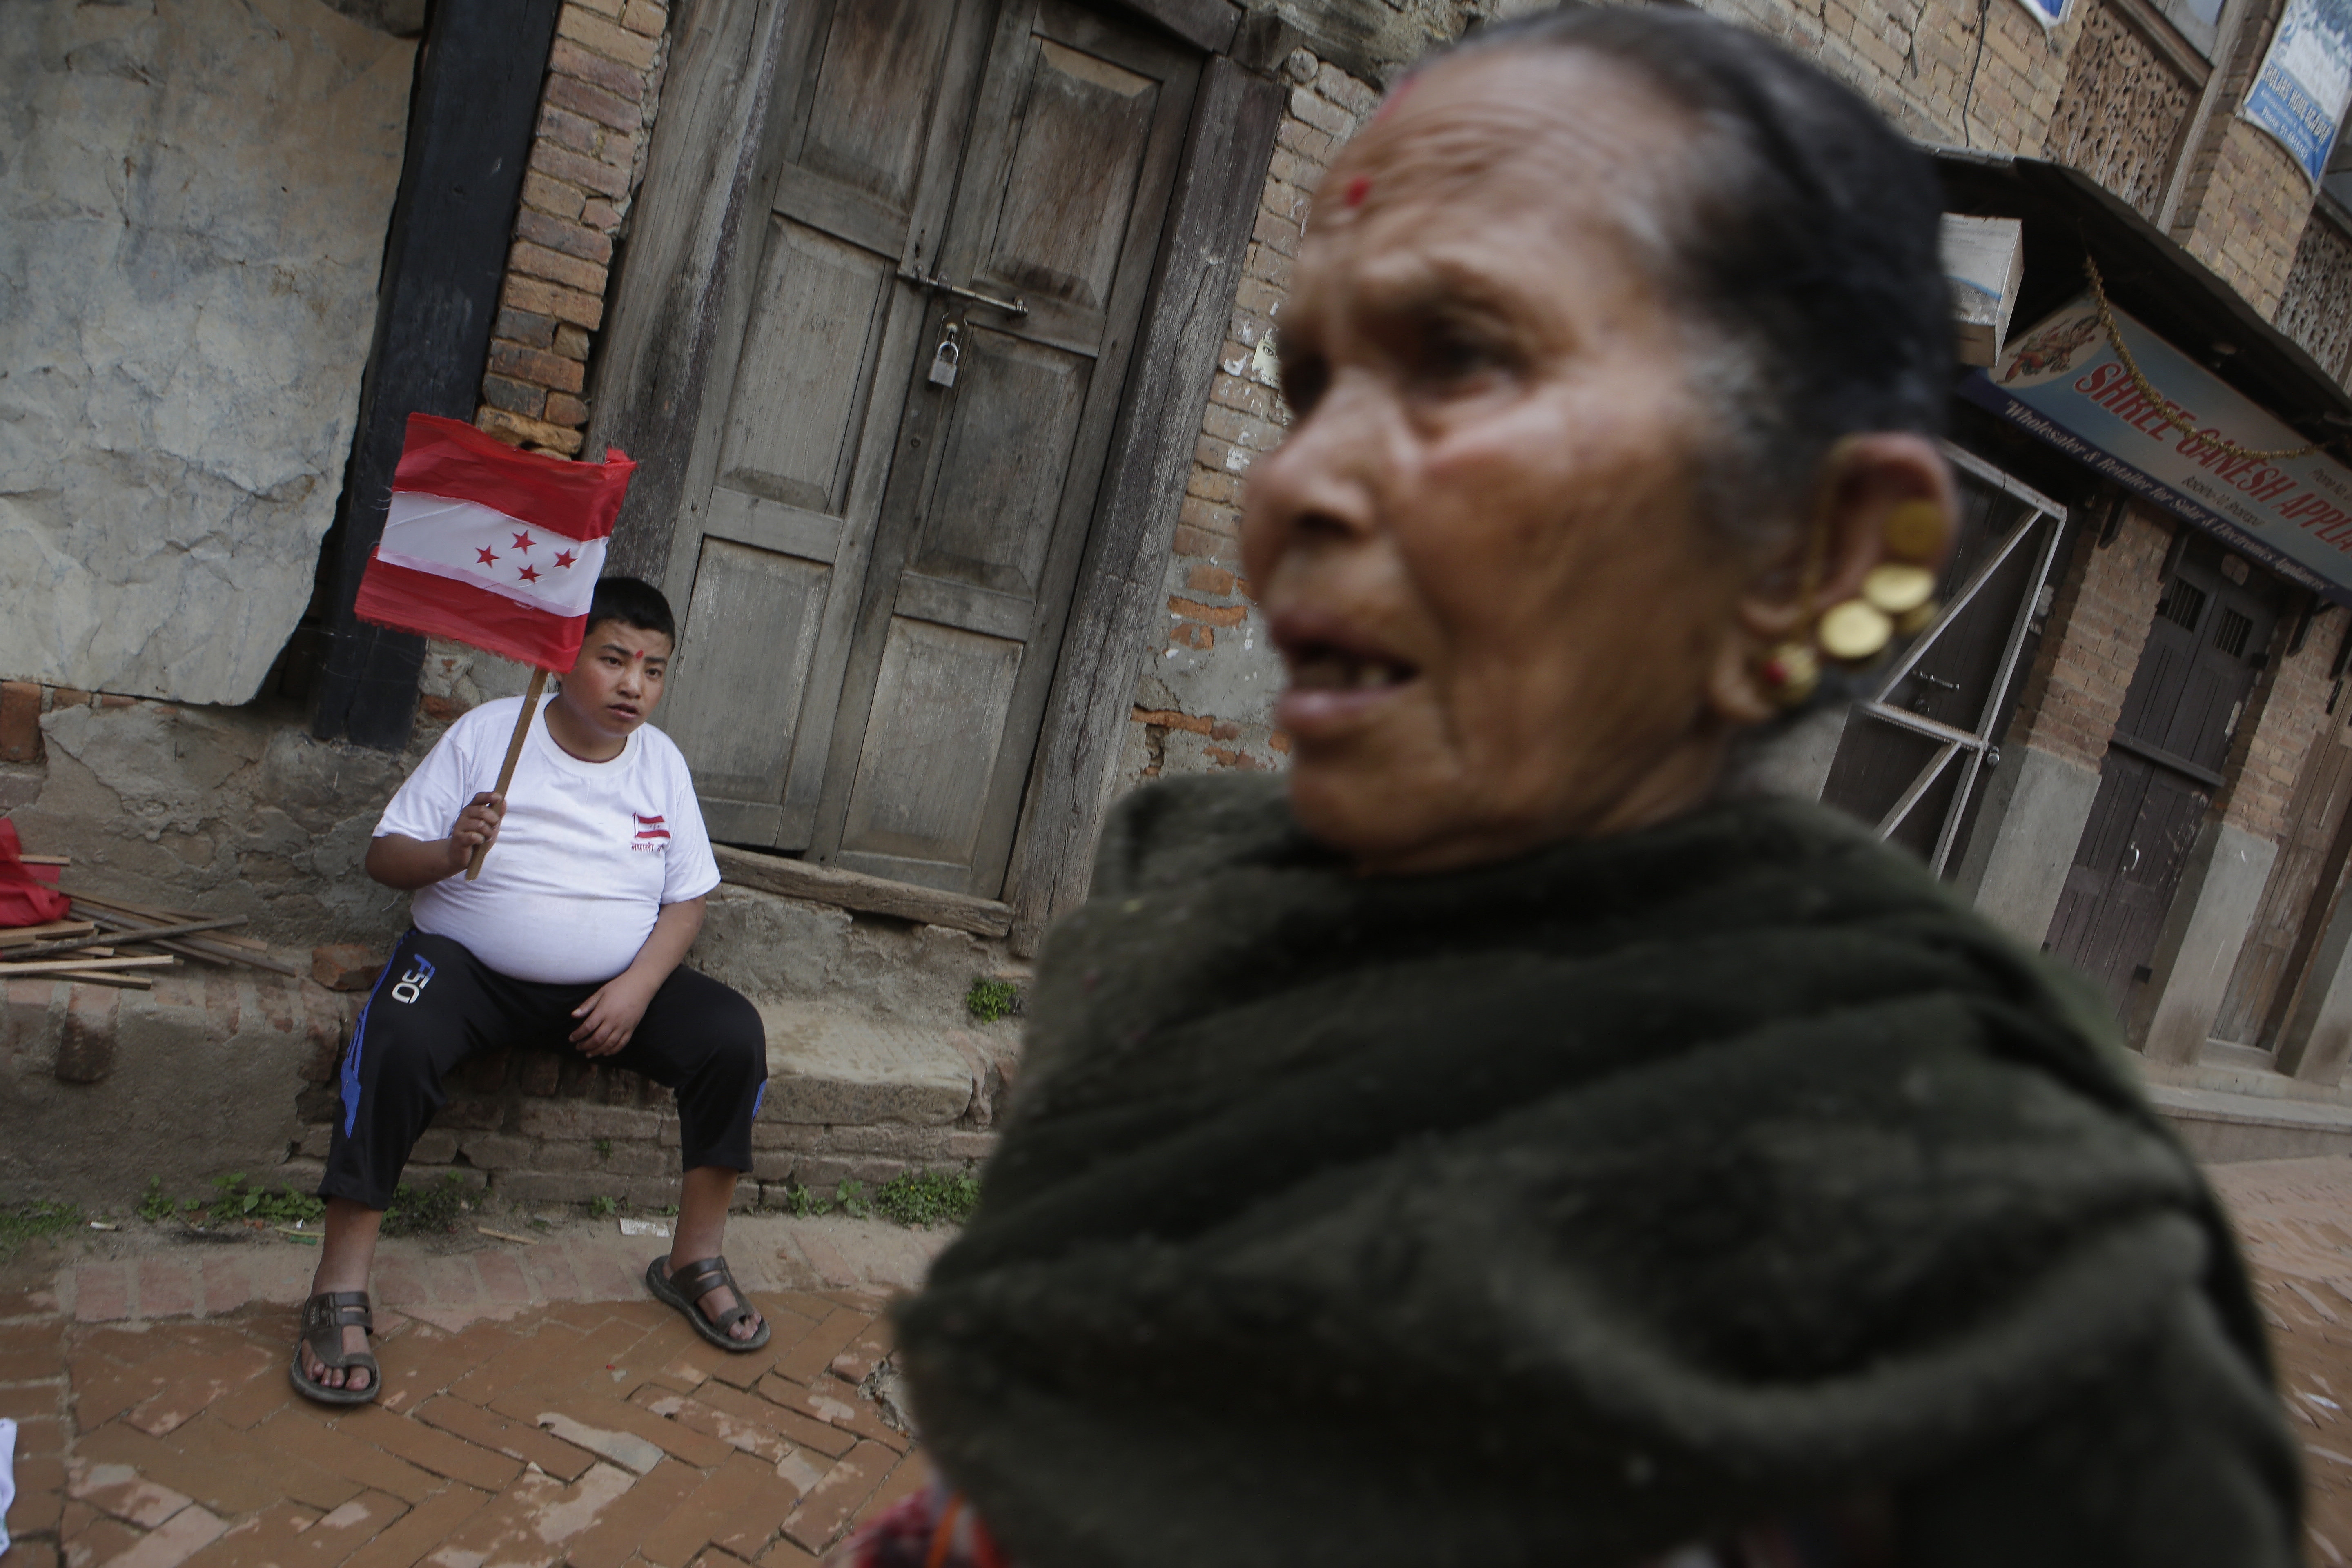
[659,0,1198,896]
[2046,537,2281,1006]
[2212,682,2352,1049]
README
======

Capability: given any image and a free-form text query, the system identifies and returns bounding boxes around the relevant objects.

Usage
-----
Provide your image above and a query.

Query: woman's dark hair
[586,575,677,644]
[1449,7,1951,536]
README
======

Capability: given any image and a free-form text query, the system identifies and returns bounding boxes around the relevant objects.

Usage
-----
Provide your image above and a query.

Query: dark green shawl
[898,776,2299,1567]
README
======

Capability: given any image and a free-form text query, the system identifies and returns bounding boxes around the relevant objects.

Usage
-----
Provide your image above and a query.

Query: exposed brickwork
[1689,0,2075,152]
[2217,604,2346,842]
[0,681,187,772]
[2160,0,2325,318]
[2004,504,2173,770]
[1,678,40,763]
[472,0,671,459]
[2180,116,2318,316]
[1129,51,1379,784]
[286,1032,1001,1211]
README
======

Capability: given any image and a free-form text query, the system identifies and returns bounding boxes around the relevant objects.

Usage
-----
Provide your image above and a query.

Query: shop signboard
[2242,0,2352,183]
[1961,294,2352,607]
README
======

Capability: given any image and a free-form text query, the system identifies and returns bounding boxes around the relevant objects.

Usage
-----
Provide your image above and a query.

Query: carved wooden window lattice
[2044,0,2198,220]
[2277,206,2352,387]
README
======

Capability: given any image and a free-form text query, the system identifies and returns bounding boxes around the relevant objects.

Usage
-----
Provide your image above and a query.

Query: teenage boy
[294,577,769,1404]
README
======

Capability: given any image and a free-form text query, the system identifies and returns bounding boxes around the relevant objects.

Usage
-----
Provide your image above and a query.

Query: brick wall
[472,0,670,460]
[2219,603,2345,841]
[0,682,174,771]
[2164,0,2323,318]
[2004,504,2172,770]
[2178,118,2319,316]
[1688,0,2073,152]
[289,1037,1003,1209]
[1125,49,1382,785]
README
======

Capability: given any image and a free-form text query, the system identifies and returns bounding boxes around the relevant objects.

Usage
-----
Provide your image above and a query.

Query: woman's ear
[1731,434,1957,640]
[1712,433,1958,722]
[1808,433,1959,611]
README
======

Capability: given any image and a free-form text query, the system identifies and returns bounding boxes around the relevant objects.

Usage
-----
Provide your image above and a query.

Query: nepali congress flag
[354,414,638,671]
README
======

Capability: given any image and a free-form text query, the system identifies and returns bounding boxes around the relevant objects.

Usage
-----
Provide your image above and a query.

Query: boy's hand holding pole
[450,792,505,876]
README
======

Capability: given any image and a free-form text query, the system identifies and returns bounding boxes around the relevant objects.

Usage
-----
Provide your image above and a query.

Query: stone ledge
[2145,1082,2352,1163]
[758,1002,974,1127]
[7,958,1012,1210]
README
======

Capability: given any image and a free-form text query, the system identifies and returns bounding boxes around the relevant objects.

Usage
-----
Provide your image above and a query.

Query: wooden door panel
[666,539,833,842]
[2163,655,2238,765]
[661,0,999,849]
[704,487,843,564]
[2058,753,2150,996]
[894,574,1033,641]
[2052,710,2207,1004]
[791,0,960,212]
[715,218,894,514]
[839,618,1025,871]
[2047,536,2274,1011]
[985,40,1158,312]
[911,328,1090,595]
[803,0,1199,895]
[2117,637,2190,742]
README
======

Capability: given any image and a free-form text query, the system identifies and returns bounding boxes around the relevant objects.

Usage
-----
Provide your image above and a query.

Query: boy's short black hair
[585,576,676,646]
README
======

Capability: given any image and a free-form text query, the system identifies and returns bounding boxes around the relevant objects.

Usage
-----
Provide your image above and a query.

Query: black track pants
[322,929,768,1211]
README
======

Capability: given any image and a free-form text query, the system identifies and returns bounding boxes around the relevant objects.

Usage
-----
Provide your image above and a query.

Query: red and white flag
[354,414,638,670]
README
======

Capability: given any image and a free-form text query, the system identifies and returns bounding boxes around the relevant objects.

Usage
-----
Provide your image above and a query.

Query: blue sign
[2244,0,2352,183]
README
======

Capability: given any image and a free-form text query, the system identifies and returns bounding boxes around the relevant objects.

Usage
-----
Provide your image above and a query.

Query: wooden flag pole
[466,667,549,882]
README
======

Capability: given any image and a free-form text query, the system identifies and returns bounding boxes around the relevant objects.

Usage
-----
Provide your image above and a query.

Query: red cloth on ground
[0,820,69,927]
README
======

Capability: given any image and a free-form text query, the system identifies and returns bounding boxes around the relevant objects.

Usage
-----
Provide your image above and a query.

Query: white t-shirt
[374,696,722,984]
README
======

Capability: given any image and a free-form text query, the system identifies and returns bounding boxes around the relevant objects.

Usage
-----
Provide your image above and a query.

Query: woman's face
[1243,50,1766,875]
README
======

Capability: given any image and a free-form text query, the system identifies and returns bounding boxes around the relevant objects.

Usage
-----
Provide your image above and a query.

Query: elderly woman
[837,9,2299,1566]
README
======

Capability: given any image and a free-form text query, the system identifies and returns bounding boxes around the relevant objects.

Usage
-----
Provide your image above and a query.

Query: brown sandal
[646,1255,770,1352]
[290,1290,379,1405]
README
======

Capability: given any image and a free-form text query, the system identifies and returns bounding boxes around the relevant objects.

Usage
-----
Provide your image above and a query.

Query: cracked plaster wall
[0,0,414,705]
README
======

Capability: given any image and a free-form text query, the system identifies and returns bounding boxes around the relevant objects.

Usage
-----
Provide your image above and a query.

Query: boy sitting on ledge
[294,576,769,1405]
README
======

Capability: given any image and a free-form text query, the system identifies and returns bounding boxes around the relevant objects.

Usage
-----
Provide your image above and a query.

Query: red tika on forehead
[1344,175,1371,207]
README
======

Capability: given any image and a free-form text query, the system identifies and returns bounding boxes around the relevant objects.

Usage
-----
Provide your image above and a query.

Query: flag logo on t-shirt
[633,814,670,842]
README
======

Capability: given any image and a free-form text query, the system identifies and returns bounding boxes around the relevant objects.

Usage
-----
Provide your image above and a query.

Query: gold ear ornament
[1761,497,1947,708]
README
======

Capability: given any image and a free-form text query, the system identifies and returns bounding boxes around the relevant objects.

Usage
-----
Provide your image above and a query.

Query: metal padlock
[927,326,960,388]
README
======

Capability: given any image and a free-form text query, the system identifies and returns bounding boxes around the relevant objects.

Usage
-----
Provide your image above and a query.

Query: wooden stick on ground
[0,921,97,948]
[3,915,246,963]
[69,904,299,976]
[467,667,548,882]
[159,938,299,976]
[0,955,175,976]
[67,894,271,953]
[25,971,150,991]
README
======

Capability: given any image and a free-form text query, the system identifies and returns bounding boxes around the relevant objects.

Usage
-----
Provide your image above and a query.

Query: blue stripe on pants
[341,943,403,1137]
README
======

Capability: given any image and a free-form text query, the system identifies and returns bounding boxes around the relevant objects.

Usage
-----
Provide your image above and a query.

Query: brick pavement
[30,1159,2352,1566]
[1,1214,947,1568]
[2209,1156,2352,1564]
